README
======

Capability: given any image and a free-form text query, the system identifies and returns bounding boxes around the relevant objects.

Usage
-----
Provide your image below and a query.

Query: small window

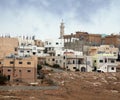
[20,50,24,53]
[33,52,36,55]
[56,60,58,63]
[27,51,30,53]
[63,56,65,59]
[94,60,96,63]
[27,62,31,65]
[19,70,21,72]
[8,69,11,72]
[111,60,115,63]
[27,70,31,72]
[73,60,75,64]
[58,54,60,56]
[52,59,55,61]
[10,61,14,64]
[56,42,59,45]
[0,62,1,64]
[73,67,76,69]
[111,67,114,70]
[15,47,17,51]
[99,60,103,63]
[19,62,22,64]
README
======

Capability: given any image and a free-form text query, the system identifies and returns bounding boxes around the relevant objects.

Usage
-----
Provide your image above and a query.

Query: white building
[44,38,64,56]
[18,45,46,57]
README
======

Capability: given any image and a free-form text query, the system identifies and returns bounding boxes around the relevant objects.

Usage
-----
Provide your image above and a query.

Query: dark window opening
[111,67,114,70]
[33,52,36,55]
[27,70,31,72]
[99,60,103,63]
[27,62,31,65]
[19,62,22,64]
[8,69,11,72]
[10,61,14,64]
[73,67,76,69]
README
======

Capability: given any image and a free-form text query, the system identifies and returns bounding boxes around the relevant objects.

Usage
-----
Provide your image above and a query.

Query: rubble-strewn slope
[0,72,120,100]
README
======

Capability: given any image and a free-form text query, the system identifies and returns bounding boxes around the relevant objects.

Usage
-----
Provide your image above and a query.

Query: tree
[52,64,60,68]
[0,74,8,85]
[37,65,42,74]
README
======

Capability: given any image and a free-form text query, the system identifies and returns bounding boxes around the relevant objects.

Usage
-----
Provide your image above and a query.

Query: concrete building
[18,45,45,57]
[88,45,118,72]
[44,38,64,56]
[0,56,37,83]
[63,31,102,52]
[0,37,19,58]
[45,49,92,72]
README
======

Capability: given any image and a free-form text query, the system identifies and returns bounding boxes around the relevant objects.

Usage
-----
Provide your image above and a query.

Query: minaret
[60,19,65,39]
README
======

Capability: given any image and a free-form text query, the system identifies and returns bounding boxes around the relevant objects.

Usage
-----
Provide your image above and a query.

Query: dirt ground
[0,72,120,100]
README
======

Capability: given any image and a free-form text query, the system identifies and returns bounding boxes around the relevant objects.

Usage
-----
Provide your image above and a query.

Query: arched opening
[81,67,86,72]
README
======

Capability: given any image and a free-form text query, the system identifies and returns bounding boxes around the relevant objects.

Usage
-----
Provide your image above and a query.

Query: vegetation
[52,64,60,68]
[37,64,42,74]
[0,74,8,85]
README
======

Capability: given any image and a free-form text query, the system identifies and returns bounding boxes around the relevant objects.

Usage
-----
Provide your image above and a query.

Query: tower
[60,20,65,39]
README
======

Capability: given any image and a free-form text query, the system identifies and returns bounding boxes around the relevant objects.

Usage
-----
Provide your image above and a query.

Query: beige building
[0,56,37,83]
[45,51,92,72]
[0,37,18,58]
[88,45,118,56]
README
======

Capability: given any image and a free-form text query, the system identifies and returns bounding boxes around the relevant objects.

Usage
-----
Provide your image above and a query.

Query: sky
[0,0,120,40]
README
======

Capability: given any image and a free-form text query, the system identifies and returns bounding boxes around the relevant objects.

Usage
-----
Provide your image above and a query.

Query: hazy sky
[0,0,120,40]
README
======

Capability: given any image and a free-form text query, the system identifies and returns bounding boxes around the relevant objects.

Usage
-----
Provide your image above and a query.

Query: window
[56,60,58,63]
[56,42,59,45]
[63,56,65,59]
[52,59,55,61]
[27,62,31,65]
[94,60,96,63]
[10,61,14,64]
[27,70,31,72]
[111,60,115,63]
[15,47,17,51]
[27,51,30,53]
[99,60,103,63]
[19,62,22,64]
[20,50,24,53]
[111,67,114,70]
[0,62,1,64]
[33,52,36,55]
[73,67,76,69]
[73,60,75,64]
[58,54,60,56]
[8,69,11,72]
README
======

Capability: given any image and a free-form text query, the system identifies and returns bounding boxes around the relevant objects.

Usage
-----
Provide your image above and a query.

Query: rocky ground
[0,72,120,100]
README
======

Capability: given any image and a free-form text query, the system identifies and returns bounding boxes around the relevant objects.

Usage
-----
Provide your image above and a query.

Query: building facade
[1,56,37,83]
[0,37,18,58]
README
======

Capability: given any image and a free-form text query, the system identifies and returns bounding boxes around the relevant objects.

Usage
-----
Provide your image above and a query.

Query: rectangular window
[10,61,14,64]
[52,59,55,61]
[73,67,76,69]
[111,60,115,63]
[27,70,31,72]
[20,50,24,53]
[27,62,31,65]
[19,62,22,64]
[8,69,11,72]
[111,67,114,70]
[56,42,59,45]
[15,47,17,51]
[99,60,103,63]
[0,62,1,64]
